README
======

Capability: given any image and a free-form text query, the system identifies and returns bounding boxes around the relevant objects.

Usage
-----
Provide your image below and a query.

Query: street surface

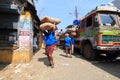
[0,46,120,80]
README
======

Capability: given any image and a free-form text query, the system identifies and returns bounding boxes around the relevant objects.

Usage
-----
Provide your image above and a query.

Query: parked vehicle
[74,4,120,60]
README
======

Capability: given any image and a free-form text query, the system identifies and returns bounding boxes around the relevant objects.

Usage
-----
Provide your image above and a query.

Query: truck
[74,4,120,60]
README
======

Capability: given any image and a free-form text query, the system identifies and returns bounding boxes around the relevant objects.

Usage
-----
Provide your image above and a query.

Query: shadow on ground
[59,54,66,57]
[38,57,50,67]
[59,54,73,58]
[0,63,10,71]
[91,56,120,79]
[74,48,120,79]
[33,49,40,55]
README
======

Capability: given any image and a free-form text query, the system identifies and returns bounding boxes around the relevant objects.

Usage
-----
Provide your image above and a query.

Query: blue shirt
[44,31,55,46]
[71,38,74,44]
[64,36,71,47]
[54,39,59,44]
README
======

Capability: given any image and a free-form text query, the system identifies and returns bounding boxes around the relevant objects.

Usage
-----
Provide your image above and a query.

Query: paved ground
[0,47,120,80]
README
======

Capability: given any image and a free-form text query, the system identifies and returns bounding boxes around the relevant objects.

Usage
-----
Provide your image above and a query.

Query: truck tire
[83,43,96,60]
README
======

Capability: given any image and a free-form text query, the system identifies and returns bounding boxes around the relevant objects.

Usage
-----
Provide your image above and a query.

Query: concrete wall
[0,11,34,63]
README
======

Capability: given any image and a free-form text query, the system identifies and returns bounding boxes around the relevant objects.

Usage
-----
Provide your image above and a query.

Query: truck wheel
[106,53,119,60]
[83,43,96,60]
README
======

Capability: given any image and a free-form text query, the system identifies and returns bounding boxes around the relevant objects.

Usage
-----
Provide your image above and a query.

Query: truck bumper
[96,46,120,51]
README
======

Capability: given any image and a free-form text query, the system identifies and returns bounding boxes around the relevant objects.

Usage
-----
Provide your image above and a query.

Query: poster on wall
[19,36,30,46]
[19,20,32,31]
[19,14,33,31]
[20,30,33,36]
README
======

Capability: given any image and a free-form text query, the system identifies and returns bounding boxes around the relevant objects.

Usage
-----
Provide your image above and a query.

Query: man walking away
[64,33,72,58]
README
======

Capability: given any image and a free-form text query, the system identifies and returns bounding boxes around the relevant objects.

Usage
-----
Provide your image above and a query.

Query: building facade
[0,0,42,63]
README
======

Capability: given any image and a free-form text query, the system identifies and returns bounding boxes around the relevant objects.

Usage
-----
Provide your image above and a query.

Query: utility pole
[69,0,80,25]
[75,5,78,20]
[69,6,79,20]
[73,5,80,25]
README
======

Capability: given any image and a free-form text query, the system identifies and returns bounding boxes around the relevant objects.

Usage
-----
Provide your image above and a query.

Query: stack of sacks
[66,27,77,36]
[41,16,61,25]
[67,27,76,32]
[71,31,76,36]
[40,23,58,30]
[40,16,61,30]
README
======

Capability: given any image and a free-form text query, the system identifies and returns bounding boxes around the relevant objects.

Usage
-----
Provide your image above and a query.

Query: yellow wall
[0,48,31,63]
[0,11,34,63]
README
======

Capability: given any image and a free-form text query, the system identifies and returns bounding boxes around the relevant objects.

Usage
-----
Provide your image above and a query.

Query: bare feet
[70,56,72,58]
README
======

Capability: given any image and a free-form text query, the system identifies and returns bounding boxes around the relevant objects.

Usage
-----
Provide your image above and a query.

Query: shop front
[0,0,42,63]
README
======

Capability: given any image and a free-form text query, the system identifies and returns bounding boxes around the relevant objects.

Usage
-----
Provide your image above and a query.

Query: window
[0,14,19,48]
[81,20,85,28]
[119,15,120,20]
[118,15,120,24]
[86,16,92,27]
[0,29,18,46]
[93,15,99,27]
[119,15,120,21]
[99,13,116,26]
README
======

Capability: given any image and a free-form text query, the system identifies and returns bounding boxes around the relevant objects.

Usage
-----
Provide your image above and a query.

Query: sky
[34,0,114,31]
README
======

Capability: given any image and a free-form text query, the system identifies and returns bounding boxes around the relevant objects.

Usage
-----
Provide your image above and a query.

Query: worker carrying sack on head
[40,16,61,25]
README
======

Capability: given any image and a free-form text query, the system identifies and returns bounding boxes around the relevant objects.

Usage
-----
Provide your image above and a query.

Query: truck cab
[75,4,120,60]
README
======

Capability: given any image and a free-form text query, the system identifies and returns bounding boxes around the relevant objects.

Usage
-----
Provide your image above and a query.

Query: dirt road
[0,47,120,80]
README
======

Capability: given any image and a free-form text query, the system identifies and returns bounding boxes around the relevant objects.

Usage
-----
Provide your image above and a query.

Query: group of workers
[41,28,74,68]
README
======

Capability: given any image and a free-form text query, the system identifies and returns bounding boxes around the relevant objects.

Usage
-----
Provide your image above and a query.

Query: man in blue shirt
[64,33,72,58]
[44,29,56,68]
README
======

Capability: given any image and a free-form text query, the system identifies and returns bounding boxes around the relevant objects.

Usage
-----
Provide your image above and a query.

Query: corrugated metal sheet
[0,0,34,6]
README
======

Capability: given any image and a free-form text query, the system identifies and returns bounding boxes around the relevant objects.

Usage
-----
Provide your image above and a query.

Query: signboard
[73,19,80,25]
[19,36,30,46]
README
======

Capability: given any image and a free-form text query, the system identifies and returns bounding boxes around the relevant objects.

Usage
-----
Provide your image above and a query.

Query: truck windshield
[99,13,116,26]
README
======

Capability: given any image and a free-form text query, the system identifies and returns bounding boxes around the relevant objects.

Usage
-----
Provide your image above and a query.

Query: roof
[0,0,40,27]
[66,25,74,29]
[83,4,120,19]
